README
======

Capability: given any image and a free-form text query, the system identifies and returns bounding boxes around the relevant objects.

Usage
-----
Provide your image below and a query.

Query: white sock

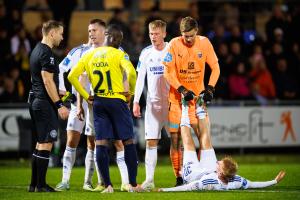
[116,151,129,185]
[183,150,198,167]
[62,146,76,183]
[145,146,157,183]
[84,149,94,185]
[199,149,217,171]
[94,150,103,185]
[180,103,191,128]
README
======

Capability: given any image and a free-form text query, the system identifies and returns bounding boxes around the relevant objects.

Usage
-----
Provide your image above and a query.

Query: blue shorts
[93,96,134,140]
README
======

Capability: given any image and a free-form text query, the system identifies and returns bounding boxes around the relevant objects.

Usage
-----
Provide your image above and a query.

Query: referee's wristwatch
[55,100,64,109]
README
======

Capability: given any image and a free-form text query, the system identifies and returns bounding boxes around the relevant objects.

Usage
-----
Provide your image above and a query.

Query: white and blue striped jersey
[162,172,277,191]
[133,43,170,103]
[59,44,92,94]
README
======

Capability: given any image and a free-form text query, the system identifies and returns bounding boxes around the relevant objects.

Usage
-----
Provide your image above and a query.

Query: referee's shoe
[36,184,56,192]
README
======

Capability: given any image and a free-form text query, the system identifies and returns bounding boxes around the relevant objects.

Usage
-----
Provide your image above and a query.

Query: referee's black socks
[36,150,50,189]
[29,149,38,191]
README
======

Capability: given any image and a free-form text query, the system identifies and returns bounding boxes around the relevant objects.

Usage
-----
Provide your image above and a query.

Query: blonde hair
[149,20,167,32]
[180,16,198,32]
[221,156,238,180]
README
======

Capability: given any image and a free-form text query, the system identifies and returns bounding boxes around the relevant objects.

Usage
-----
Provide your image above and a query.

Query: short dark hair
[42,20,63,36]
[180,16,198,32]
[89,19,106,28]
[105,24,123,48]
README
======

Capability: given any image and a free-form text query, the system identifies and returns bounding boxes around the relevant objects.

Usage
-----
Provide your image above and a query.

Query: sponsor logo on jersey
[164,52,172,62]
[150,66,164,75]
[94,51,106,58]
[180,69,187,74]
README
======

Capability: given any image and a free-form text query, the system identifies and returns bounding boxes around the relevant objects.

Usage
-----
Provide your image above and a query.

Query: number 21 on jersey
[93,70,112,94]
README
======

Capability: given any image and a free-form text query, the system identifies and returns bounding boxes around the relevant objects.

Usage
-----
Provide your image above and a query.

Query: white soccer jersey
[59,44,92,94]
[162,172,277,192]
[133,43,170,103]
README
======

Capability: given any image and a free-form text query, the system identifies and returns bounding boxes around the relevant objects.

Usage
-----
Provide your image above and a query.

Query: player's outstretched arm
[244,171,286,189]
[275,170,286,183]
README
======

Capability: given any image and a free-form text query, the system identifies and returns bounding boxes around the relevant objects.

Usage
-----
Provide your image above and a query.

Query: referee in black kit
[28,20,69,192]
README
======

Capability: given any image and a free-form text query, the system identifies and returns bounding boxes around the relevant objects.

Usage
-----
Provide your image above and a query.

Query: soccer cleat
[101,185,114,193]
[28,185,35,192]
[36,184,56,192]
[93,184,105,192]
[55,182,70,191]
[128,184,144,193]
[83,183,94,191]
[175,177,183,186]
[120,183,130,192]
[141,181,155,191]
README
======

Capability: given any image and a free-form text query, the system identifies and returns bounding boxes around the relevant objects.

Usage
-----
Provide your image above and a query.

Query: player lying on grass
[159,97,286,191]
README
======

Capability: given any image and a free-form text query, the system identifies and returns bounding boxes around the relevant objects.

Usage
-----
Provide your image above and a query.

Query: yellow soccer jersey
[68,46,136,101]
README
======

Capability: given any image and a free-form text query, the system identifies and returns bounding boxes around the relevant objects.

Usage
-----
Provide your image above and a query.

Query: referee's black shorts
[30,98,59,143]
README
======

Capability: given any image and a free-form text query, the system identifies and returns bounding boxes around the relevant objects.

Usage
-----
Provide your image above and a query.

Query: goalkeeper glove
[200,85,215,103]
[61,91,77,104]
[177,86,195,102]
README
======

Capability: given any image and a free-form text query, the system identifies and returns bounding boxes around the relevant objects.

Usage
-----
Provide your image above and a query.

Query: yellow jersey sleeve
[120,53,136,95]
[67,51,92,100]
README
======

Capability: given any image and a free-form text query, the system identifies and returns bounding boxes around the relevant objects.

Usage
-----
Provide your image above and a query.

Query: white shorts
[66,102,87,133]
[84,104,95,136]
[144,100,168,140]
[183,149,217,184]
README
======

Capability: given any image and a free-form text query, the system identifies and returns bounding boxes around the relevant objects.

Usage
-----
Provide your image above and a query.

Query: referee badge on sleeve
[50,129,58,138]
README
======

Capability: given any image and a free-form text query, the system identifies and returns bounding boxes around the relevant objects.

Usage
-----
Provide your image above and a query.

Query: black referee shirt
[30,42,59,100]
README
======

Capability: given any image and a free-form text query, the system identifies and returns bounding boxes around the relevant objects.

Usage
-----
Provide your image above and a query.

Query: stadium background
[0,0,299,167]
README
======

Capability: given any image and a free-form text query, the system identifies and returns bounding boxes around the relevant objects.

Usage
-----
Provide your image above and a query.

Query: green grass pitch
[0,156,299,200]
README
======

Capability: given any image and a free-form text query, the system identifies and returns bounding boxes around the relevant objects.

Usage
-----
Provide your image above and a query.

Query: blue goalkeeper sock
[124,143,138,187]
[96,145,112,187]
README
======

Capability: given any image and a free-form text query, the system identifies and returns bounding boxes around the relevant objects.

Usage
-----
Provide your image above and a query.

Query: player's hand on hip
[177,85,195,102]
[76,105,85,121]
[133,102,141,117]
[275,170,286,183]
[58,106,69,120]
[200,85,215,103]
